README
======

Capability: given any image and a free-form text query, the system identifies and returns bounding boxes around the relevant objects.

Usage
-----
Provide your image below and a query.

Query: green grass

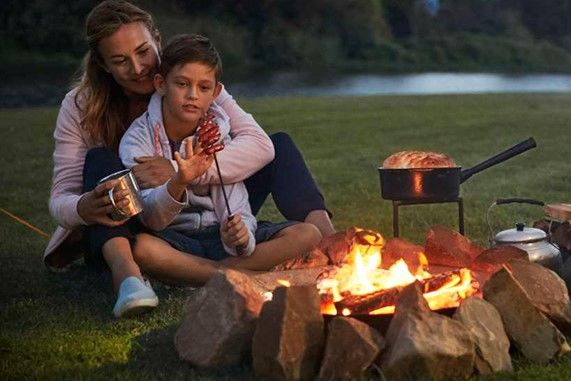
[1,93,570,379]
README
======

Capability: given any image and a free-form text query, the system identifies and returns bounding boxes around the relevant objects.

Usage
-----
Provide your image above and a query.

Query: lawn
[1,93,570,379]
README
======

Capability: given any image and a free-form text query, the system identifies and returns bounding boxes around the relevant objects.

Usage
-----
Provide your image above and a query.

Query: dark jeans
[82,132,329,268]
[244,132,328,220]
[82,147,141,270]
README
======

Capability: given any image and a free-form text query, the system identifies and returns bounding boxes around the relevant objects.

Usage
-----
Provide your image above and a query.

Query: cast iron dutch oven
[378,137,536,201]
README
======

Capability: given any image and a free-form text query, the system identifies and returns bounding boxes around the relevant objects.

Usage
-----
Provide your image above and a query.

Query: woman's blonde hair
[74,0,158,151]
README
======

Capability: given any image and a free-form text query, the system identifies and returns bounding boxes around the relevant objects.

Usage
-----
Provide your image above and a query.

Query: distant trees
[0,0,92,54]
[1,0,571,72]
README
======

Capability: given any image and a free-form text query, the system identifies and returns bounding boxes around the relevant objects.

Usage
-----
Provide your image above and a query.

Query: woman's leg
[83,148,156,317]
[83,147,138,284]
[132,233,222,286]
[244,132,335,237]
[220,223,322,271]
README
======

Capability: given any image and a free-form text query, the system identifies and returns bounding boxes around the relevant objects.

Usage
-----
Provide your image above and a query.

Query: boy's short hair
[159,34,222,81]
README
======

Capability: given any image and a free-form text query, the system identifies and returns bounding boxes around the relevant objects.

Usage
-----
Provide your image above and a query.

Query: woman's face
[98,22,160,96]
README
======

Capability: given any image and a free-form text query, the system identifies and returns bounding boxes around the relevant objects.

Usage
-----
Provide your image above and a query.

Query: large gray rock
[252,285,324,381]
[453,297,512,374]
[381,282,475,380]
[483,267,571,364]
[507,260,571,333]
[425,225,484,268]
[470,246,528,273]
[319,317,384,381]
[174,269,265,368]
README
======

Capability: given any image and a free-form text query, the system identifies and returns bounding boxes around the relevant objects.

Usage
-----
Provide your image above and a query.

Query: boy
[119,35,321,284]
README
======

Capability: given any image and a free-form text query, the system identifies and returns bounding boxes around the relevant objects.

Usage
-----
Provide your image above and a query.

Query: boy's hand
[173,139,214,186]
[220,214,249,255]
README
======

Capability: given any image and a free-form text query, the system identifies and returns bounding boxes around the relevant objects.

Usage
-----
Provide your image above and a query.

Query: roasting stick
[213,153,246,256]
[201,114,232,216]
[205,118,246,256]
[213,153,232,217]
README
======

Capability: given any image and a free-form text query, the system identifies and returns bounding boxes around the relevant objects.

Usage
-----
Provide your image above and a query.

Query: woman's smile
[133,73,152,83]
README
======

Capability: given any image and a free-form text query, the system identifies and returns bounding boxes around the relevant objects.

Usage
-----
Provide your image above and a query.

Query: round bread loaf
[383,151,456,169]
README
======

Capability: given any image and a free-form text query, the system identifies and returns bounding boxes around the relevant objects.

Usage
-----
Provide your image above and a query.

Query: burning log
[335,287,401,315]
[333,270,466,315]
[272,227,384,271]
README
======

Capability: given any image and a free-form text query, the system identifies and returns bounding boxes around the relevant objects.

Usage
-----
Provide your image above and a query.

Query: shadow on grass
[44,264,117,322]
[79,324,258,380]
[41,266,256,379]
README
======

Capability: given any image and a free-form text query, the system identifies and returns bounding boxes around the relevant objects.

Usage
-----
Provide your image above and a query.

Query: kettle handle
[495,198,545,206]
[486,197,546,246]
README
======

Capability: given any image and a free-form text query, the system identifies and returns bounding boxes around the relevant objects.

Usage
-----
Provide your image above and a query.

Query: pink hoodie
[44,86,274,270]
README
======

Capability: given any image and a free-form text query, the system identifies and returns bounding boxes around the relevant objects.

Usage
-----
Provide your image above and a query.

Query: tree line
[2,0,571,73]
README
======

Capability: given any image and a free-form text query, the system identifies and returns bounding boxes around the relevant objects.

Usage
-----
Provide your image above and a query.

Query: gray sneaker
[113,276,159,318]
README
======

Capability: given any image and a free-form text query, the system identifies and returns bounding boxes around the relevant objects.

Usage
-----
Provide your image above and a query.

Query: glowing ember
[277,279,291,287]
[317,228,478,315]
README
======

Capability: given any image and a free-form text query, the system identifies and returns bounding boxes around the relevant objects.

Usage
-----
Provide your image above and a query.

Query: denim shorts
[153,220,299,261]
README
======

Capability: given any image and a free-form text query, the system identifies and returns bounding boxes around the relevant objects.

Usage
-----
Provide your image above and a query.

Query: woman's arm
[49,91,90,229]
[191,86,274,185]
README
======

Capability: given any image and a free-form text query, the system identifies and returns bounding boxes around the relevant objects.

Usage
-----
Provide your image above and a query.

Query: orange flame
[317,228,478,315]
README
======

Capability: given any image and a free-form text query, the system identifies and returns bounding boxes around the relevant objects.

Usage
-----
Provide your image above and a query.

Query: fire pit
[316,228,480,317]
[173,225,571,380]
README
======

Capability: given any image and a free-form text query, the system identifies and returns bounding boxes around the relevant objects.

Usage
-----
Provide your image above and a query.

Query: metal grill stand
[392,197,464,238]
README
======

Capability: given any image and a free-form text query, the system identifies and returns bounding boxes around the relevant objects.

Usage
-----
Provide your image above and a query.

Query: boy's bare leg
[102,237,143,292]
[132,233,222,286]
[305,210,336,237]
[221,223,322,271]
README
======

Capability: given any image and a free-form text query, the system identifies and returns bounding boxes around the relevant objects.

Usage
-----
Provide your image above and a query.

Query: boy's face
[155,61,221,130]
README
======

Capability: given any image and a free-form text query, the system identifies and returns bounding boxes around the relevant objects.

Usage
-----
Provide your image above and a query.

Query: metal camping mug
[97,169,143,221]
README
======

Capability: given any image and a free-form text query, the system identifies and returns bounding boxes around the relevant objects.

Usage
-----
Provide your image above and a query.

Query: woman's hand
[220,215,250,254]
[77,179,130,227]
[132,156,175,189]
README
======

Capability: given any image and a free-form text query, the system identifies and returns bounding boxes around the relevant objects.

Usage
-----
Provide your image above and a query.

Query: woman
[45,0,334,317]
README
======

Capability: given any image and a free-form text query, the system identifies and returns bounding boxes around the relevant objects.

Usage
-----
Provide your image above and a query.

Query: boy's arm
[119,121,188,231]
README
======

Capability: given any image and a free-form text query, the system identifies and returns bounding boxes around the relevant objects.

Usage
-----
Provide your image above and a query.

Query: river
[2,72,571,108]
[227,72,571,98]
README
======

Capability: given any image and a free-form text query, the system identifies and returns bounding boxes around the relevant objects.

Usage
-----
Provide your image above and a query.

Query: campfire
[174,225,571,380]
[316,228,479,316]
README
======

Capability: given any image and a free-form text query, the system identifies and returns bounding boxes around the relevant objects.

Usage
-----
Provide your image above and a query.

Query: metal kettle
[488,198,563,274]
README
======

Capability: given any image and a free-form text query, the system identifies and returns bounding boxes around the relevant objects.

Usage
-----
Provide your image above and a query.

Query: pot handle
[460,137,536,183]
[486,197,545,246]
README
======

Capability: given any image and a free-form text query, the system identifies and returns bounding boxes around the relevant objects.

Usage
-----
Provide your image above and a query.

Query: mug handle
[108,187,128,218]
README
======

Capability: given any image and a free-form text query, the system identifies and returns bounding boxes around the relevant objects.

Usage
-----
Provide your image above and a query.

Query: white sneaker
[113,276,159,318]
